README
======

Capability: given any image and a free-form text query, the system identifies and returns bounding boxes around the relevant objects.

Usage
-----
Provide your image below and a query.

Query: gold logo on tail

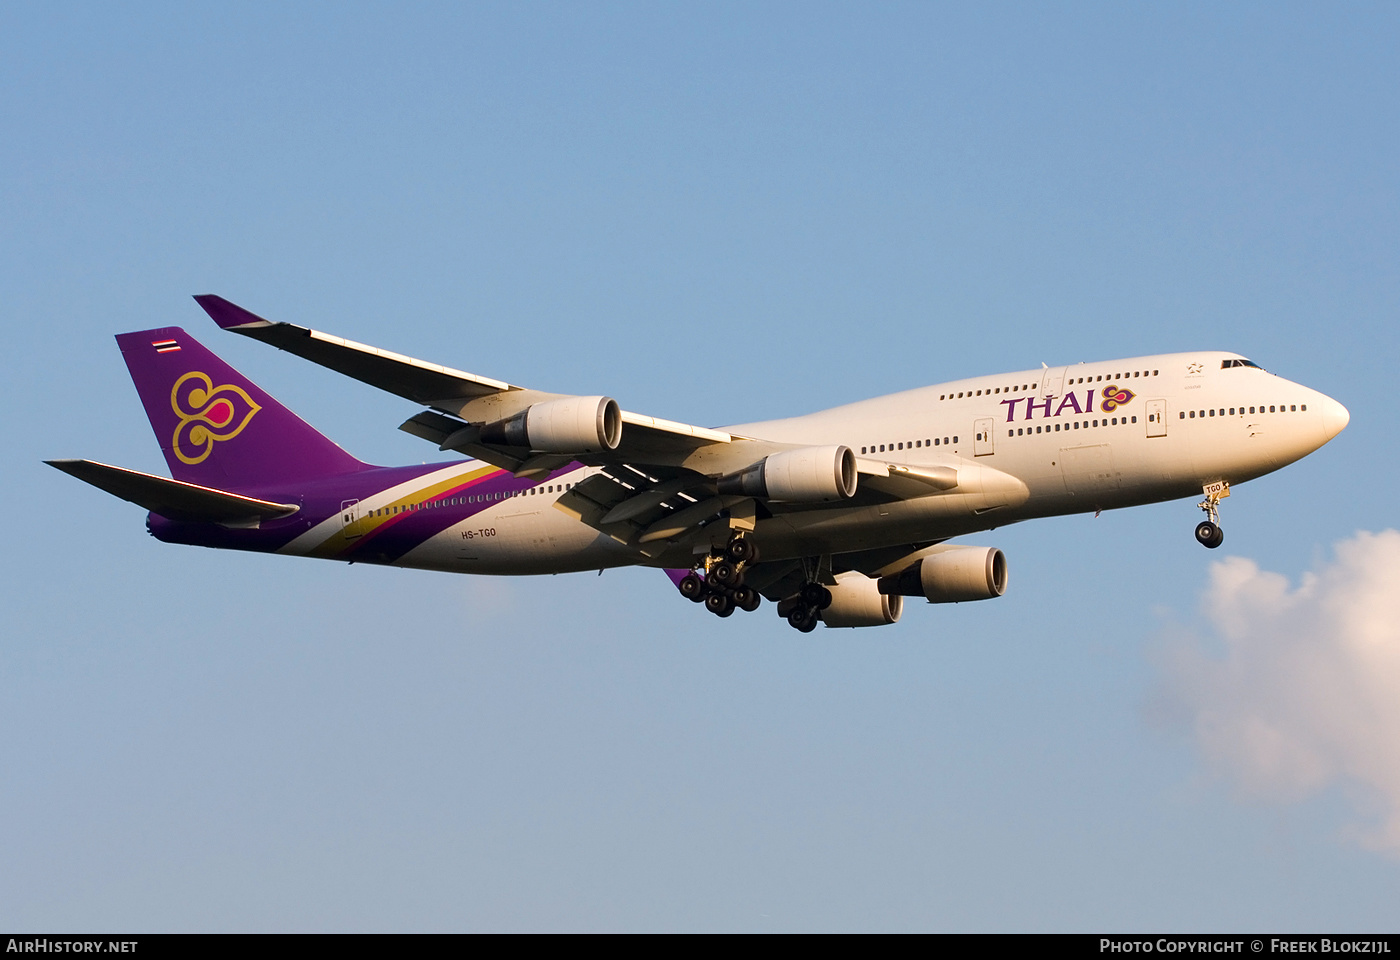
[170,372,262,465]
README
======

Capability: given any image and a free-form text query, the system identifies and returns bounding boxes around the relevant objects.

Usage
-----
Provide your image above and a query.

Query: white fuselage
[284,351,1347,575]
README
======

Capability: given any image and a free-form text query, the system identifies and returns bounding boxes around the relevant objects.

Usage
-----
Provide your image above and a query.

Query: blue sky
[2,2,1397,931]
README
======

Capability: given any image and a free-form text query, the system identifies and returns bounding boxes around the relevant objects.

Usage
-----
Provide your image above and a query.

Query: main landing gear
[1194,481,1228,549]
[676,534,764,618]
[775,582,834,633]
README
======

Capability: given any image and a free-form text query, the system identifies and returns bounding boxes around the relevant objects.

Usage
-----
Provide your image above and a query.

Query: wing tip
[193,294,272,330]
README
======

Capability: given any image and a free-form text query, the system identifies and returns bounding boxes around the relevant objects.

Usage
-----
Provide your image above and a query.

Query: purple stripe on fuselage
[146,460,588,567]
[342,464,586,565]
[146,460,460,553]
[337,470,509,561]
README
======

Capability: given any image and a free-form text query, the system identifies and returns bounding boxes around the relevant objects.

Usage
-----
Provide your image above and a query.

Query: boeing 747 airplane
[49,296,1349,631]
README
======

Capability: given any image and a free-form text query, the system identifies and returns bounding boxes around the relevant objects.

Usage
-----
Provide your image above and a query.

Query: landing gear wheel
[712,561,743,588]
[1194,521,1224,549]
[787,605,819,633]
[801,582,833,609]
[706,592,735,617]
[733,585,762,612]
[726,537,758,564]
[678,573,707,602]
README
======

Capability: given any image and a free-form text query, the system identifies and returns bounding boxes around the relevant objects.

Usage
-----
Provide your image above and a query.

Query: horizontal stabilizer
[46,459,299,527]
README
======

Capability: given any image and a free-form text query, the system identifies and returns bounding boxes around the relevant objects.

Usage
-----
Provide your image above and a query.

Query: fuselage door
[1041,366,1065,401]
[973,417,995,456]
[1146,399,1167,438]
[340,498,362,539]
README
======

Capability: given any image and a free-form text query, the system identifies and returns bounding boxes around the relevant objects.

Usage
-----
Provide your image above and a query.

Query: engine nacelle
[878,546,1008,603]
[480,396,621,454]
[819,573,903,628]
[717,445,857,502]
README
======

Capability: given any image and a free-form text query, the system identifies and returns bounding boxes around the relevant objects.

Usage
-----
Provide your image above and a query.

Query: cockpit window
[1222,358,1263,370]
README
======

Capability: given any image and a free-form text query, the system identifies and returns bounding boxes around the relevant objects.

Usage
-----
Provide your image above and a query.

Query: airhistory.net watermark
[5,942,136,953]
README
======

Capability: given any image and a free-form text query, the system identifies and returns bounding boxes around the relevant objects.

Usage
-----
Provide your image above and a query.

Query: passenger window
[1301,404,1307,411]
[952,436,958,443]
[1131,416,1137,423]
[1270,405,1275,412]
[1291,405,1296,412]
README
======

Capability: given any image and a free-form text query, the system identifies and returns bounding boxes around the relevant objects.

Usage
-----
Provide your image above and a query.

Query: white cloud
[1154,530,1400,854]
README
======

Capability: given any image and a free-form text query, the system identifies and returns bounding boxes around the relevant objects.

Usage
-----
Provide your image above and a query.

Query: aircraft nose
[1320,395,1350,441]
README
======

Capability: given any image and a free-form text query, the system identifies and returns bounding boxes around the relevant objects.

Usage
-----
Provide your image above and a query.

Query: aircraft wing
[194,296,1023,554]
[194,295,733,471]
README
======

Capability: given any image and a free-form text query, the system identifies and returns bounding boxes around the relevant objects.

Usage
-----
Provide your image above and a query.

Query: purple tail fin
[117,326,369,491]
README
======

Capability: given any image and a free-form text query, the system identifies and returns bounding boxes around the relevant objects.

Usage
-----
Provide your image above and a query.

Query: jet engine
[480,396,622,454]
[878,546,1007,603]
[717,445,857,502]
[819,573,903,628]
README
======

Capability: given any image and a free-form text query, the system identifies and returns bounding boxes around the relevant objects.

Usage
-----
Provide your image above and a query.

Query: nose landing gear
[1195,481,1228,549]
[676,534,763,618]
